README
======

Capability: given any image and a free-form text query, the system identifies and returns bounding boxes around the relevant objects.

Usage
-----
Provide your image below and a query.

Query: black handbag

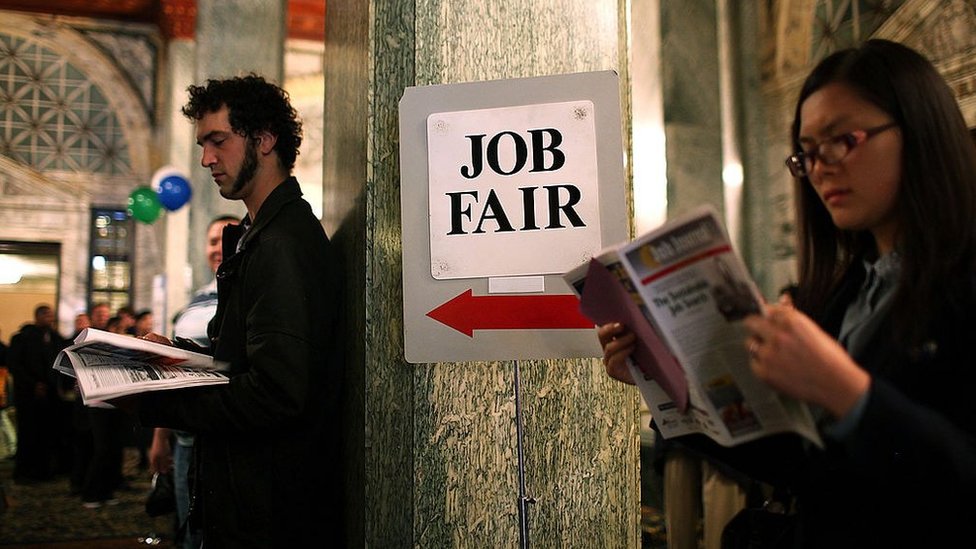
[145,472,177,517]
[721,493,798,549]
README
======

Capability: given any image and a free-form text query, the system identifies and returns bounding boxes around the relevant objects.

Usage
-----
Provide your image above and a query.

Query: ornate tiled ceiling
[810,0,905,61]
[0,32,132,175]
[0,0,325,177]
[0,0,325,41]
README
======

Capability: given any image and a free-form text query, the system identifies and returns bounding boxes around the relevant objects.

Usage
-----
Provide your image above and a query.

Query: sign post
[398,71,630,548]
[513,359,535,549]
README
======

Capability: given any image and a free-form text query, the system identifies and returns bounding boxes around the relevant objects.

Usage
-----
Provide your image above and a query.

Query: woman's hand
[743,304,870,418]
[597,322,637,385]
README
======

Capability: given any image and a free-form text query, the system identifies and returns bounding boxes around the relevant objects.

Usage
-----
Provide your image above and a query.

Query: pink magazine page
[579,258,689,411]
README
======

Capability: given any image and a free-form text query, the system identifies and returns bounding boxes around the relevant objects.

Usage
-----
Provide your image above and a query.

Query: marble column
[326,1,641,547]
[658,1,773,295]
[160,38,195,336]
[728,2,778,295]
[660,0,725,221]
[187,0,286,290]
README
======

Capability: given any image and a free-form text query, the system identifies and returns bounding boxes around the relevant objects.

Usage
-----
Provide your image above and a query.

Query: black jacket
[140,178,344,547]
[679,262,976,548]
[8,323,66,405]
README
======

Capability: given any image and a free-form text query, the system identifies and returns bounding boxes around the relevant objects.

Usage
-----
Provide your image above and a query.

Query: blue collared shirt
[824,252,901,440]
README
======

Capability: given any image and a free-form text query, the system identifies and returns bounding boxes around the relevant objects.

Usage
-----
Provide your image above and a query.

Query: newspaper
[53,328,229,406]
[565,205,822,448]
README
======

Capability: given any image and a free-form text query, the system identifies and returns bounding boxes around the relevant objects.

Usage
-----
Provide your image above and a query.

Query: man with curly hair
[132,74,344,547]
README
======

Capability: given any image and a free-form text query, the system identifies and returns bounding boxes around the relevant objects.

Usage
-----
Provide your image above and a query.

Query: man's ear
[255,131,277,155]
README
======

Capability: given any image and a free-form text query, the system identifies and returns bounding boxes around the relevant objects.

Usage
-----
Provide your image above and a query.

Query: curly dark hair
[182,74,302,170]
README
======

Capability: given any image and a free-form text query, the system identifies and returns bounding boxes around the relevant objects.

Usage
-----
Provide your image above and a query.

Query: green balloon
[127,186,162,224]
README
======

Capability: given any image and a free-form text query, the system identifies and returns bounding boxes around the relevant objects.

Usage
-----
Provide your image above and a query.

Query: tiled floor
[7,538,169,549]
[0,449,174,548]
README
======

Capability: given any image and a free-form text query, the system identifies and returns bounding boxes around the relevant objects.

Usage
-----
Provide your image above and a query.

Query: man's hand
[139,332,173,346]
[149,428,173,474]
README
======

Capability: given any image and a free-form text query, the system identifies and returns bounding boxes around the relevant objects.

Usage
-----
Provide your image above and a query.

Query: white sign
[426,100,602,279]
[399,71,627,363]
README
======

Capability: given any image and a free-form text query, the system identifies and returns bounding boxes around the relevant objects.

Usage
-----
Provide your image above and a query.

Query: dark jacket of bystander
[139,178,344,548]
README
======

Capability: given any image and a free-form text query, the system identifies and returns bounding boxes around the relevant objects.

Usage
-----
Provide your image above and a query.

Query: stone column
[157,0,197,333]
[660,0,725,221]
[326,1,641,547]
[187,0,286,290]
[658,1,771,293]
[729,2,778,295]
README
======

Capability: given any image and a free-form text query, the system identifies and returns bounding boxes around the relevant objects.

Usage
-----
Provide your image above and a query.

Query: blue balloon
[157,174,192,211]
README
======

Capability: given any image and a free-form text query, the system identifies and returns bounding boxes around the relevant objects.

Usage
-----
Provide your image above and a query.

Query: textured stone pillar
[187,0,286,289]
[326,1,641,547]
[659,1,774,285]
[661,0,725,219]
[729,2,777,295]
[160,38,195,336]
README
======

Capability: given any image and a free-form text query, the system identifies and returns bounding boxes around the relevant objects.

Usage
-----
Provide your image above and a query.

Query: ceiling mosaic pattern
[811,0,905,61]
[0,31,131,175]
[81,29,157,119]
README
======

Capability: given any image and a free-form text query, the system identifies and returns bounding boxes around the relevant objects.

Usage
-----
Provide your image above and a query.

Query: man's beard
[222,139,259,199]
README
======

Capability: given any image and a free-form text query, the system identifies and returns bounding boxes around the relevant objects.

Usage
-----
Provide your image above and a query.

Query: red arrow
[427,289,594,337]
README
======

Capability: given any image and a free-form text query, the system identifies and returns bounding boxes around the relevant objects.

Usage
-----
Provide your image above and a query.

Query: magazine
[53,328,229,406]
[565,205,822,448]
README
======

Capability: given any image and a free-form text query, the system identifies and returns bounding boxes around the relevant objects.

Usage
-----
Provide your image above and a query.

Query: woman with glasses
[600,39,976,547]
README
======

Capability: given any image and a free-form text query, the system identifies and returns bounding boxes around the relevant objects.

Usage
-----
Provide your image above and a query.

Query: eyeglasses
[785,122,898,178]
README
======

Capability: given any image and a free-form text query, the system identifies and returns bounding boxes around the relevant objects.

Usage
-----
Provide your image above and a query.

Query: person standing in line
[131,309,156,473]
[149,214,238,549]
[89,304,111,333]
[600,39,976,547]
[133,310,154,338]
[116,306,137,336]
[0,329,15,462]
[7,305,66,482]
[0,327,8,515]
[70,303,109,495]
[105,316,125,334]
[69,313,90,341]
[128,74,344,547]
[73,302,126,507]
[0,328,7,370]
[56,311,89,473]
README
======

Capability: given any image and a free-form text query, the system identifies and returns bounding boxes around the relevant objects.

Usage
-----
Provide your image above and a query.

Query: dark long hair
[182,74,303,171]
[792,39,976,343]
